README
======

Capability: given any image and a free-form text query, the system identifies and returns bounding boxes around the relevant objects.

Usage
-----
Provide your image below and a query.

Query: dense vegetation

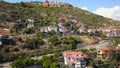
[10,53,69,68]
[113,38,120,45]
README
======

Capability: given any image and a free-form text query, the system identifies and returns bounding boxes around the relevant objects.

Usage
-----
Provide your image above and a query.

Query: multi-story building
[97,47,109,61]
[63,51,88,68]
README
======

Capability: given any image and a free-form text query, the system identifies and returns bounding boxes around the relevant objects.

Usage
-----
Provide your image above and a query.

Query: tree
[23,28,35,34]
[21,2,26,7]
[48,36,59,46]
[10,58,34,68]
[42,61,52,68]
[89,48,96,52]
[50,62,58,68]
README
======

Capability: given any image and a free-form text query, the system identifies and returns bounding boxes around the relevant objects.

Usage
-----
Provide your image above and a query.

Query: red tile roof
[101,47,109,52]
[63,51,87,58]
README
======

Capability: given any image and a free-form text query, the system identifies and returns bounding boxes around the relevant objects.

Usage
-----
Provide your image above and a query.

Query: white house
[71,19,79,25]
[40,26,49,32]
[27,19,34,28]
[47,26,58,32]
[27,19,34,23]
[40,26,58,32]
[58,22,64,27]
[59,26,67,33]
[63,51,88,68]
[87,29,97,34]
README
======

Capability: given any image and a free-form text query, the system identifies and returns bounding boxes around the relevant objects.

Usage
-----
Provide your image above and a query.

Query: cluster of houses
[39,19,78,33]
[78,25,120,37]
[101,28,120,37]
[26,18,120,37]
[42,0,72,7]
[63,45,120,68]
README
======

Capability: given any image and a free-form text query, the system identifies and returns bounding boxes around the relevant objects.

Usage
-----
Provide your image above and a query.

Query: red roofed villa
[63,51,88,68]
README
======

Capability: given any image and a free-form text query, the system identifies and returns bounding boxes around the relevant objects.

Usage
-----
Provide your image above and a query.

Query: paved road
[0,62,12,68]
[77,40,110,50]
[0,40,111,68]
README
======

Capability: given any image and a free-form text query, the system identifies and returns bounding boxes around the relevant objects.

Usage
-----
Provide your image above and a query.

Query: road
[0,40,111,68]
[81,40,111,50]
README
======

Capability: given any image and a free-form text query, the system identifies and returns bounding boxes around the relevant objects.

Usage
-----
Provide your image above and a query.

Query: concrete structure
[97,47,109,61]
[59,26,67,33]
[78,25,87,33]
[48,26,58,32]
[40,26,58,32]
[63,51,88,68]
[87,29,97,34]
[71,19,79,25]
[27,19,34,28]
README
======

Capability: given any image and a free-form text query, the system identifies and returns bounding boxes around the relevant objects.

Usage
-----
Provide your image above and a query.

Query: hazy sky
[5,0,120,21]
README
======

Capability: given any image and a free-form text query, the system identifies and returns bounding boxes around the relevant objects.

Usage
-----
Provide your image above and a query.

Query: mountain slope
[0,1,120,28]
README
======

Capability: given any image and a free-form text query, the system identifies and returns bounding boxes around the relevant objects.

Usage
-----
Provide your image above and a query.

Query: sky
[5,0,120,21]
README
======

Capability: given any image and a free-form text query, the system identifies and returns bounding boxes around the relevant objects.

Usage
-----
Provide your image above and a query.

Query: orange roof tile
[63,51,87,58]
[101,47,109,52]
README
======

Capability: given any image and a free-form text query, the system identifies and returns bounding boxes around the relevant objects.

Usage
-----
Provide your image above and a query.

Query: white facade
[40,26,58,32]
[63,52,87,68]
[78,28,87,33]
[27,23,34,28]
[47,26,58,32]
[0,41,2,46]
[40,27,48,32]
[88,29,97,34]
[58,22,64,27]
[59,26,67,33]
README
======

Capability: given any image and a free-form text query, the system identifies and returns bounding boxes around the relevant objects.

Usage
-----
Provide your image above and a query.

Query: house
[71,19,79,25]
[47,26,58,32]
[0,28,10,36]
[27,19,34,28]
[63,51,88,68]
[40,26,48,32]
[97,47,109,61]
[0,37,15,46]
[115,44,120,50]
[78,27,87,33]
[59,26,67,33]
[27,22,34,28]
[87,29,97,34]
[58,22,64,27]
[78,24,87,33]
[40,26,58,32]
[17,19,22,22]
[0,41,2,46]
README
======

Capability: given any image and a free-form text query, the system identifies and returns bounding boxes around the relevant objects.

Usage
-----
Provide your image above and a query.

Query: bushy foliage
[48,36,59,46]
[10,58,35,68]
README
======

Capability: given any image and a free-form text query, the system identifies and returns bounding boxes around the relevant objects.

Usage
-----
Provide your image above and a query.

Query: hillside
[1,1,120,66]
[0,1,120,28]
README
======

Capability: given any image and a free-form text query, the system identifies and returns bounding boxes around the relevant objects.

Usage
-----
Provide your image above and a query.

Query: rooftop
[63,51,87,58]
